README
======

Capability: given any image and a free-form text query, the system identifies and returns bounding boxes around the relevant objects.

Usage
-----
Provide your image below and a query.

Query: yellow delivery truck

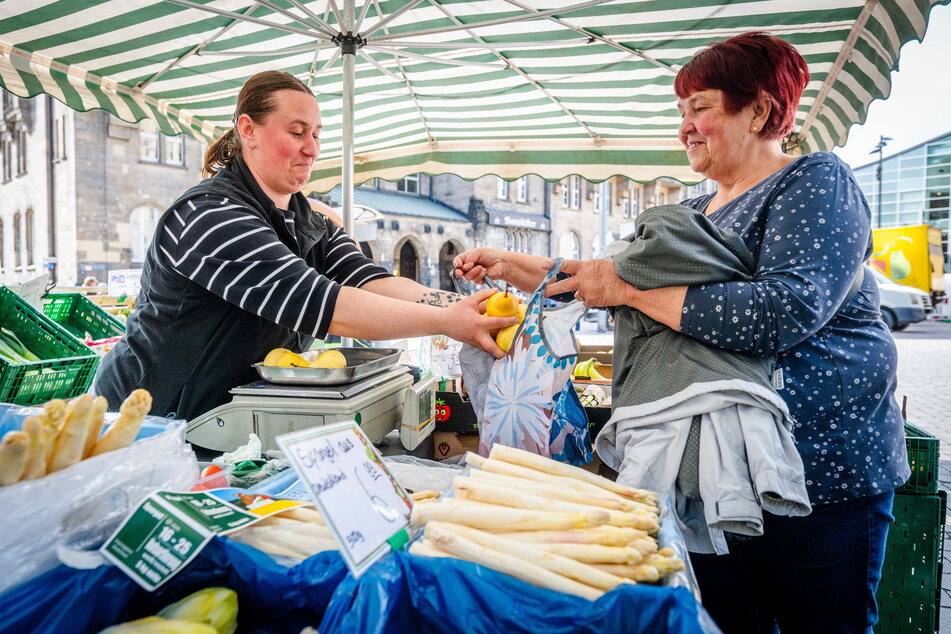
[870,224,947,301]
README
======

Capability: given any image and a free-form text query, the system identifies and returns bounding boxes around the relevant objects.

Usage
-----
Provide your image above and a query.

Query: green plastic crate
[42,292,125,341]
[875,490,947,634]
[0,286,100,405]
[898,422,940,495]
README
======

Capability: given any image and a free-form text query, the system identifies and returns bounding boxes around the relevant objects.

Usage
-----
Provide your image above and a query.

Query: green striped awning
[1,0,947,191]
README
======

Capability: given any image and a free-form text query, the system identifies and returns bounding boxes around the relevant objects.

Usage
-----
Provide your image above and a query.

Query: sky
[832,3,951,170]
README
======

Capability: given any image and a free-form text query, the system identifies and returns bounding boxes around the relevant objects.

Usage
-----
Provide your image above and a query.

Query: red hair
[674,32,809,141]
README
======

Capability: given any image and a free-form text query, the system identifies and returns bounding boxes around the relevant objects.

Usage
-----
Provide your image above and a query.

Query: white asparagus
[409,538,459,559]
[489,445,657,503]
[37,401,65,471]
[468,469,652,514]
[410,490,441,502]
[464,451,486,468]
[643,552,685,574]
[454,477,654,531]
[82,396,109,459]
[235,525,337,558]
[411,499,607,531]
[534,542,643,564]
[91,389,152,456]
[492,526,648,547]
[254,517,333,540]
[20,416,48,480]
[478,457,653,510]
[425,521,603,601]
[427,522,629,592]
[593,564,661,583]
[277,506,326,525]
[0,431,29,485]
[47,394,93,473]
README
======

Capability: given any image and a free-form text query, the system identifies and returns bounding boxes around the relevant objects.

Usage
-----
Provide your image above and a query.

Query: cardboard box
[435,391,479,434]
[434,432,480,461]
[578,344,613,366]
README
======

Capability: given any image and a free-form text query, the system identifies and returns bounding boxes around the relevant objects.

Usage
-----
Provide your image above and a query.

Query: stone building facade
[0,92,204,286]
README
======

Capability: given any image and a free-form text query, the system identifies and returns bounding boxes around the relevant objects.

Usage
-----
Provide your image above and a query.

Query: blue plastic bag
[319,549,710,634]
[549,380,592,466]
[0,537,347,634]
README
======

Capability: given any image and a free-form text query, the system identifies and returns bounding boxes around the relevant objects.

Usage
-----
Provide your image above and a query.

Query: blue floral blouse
[680,152,910,505]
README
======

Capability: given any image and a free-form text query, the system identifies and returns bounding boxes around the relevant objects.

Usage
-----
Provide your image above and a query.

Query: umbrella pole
[341,0,356,348]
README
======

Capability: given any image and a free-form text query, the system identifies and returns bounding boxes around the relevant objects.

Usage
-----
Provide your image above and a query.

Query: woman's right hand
[442,288,518,358]
[452,247,507,285]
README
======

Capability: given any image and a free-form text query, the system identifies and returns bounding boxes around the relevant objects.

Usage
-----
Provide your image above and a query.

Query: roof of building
[852,130,951,171]
[325,187,469,223]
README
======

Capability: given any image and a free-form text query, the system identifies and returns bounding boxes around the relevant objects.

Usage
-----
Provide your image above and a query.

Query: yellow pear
[485,291,519,318]
[495,324,519,353]
[517,303,528,323]
[312,349,348,368]
[262,348,309,368]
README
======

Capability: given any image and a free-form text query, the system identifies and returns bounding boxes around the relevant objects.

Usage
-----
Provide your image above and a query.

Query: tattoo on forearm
[416,290,463,307]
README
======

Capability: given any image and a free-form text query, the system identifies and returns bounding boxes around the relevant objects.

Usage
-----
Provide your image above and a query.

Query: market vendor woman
[94,70,515,420]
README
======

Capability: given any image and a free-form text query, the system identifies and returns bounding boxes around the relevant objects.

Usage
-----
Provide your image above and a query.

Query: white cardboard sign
[277,421,412,577]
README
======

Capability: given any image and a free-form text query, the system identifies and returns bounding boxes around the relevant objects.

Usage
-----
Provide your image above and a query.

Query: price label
[101,489,305,590]
[107,268,142,298]
[16,272,49,310]
[277,421,412,578]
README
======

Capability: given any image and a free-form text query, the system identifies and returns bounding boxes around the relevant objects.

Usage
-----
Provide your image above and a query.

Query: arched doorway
[438,241,459,291]
[395,240,418,281]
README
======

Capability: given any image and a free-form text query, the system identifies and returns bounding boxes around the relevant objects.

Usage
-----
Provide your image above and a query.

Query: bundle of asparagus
[0,389,152,486]
[232,490,440,560]
[409,445,683,600]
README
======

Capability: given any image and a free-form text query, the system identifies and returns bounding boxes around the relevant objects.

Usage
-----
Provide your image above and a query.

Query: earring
[248,141,256,148]
[751,126,759,133]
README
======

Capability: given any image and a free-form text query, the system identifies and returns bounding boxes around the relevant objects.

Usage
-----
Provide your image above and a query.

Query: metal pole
[597,179,609,333]
[876,148,883,228]
[341,0,355,237]
[340,0,356,347]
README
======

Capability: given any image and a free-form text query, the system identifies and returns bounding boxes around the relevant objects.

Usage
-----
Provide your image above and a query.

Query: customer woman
[95,70,514,421]
[454,32,908,633]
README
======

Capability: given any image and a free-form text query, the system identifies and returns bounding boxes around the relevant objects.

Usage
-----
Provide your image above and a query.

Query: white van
[868,266,930,330]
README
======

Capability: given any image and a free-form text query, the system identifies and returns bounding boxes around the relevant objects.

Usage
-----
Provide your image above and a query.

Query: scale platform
[186,367,432,453]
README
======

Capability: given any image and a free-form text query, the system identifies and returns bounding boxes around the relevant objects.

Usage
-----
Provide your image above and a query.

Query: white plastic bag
[0,407,198,595]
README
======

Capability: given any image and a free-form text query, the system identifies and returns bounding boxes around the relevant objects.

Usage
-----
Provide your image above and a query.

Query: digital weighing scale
[186,366,437,453]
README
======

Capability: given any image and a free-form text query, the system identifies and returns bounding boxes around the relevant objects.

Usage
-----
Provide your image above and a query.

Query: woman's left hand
[544,259,632,307]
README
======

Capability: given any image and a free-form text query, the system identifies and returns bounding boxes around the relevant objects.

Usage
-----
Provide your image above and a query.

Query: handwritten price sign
[277,421,412,577]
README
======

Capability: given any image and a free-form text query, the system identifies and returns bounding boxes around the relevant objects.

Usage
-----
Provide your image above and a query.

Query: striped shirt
[157,194,390,340]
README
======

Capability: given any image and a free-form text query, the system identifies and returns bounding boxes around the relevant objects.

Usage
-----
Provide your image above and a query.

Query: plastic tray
[898,422,939,495]
[875,490,947,633]
[253,347,402,385]
[0,287,100,405]
[42,293,125,341]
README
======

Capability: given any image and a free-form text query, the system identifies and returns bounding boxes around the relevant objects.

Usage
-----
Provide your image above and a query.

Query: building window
[130,205,162,263]
[13,212,21,269]
[16,129,27,176]
[59,117,67,159]
[164,133,184,166]
[622,197,630,218]
[25,208,34,267]
[397,173,419,194]
[631,189,640,217]
[561,179,569,207]
[0,137,10,182]
[497,177,509,200]
[516,176,528,202]
[139,119,160,163]
[505,230,531,253]
[570,176,581,209]
[560,231,581,260]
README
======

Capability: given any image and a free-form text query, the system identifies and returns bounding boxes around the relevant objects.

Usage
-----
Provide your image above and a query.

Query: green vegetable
[0,327,40,363]
[157,587,239,634]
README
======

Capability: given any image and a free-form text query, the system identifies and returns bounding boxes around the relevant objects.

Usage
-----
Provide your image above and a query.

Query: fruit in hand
[496,324,519,353]
[517,303,528,323]
[262,348,309,368]
[312,349,347,368]
[485,291,520,318]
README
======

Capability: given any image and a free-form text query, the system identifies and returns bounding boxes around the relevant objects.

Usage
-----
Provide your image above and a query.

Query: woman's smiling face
[677,89,754,182]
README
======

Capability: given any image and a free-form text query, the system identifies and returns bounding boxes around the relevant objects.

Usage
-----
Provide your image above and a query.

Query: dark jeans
[690,491,895,634]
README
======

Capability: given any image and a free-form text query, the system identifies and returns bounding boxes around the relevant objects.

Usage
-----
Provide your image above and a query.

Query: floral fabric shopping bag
[479,261,591,463]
